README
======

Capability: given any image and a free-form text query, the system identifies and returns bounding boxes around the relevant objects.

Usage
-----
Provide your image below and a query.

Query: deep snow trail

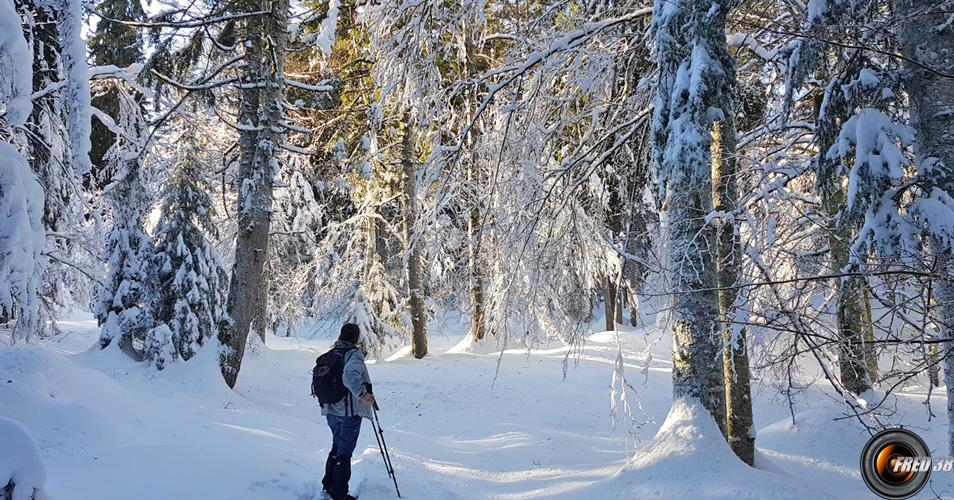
[1,315,951,499]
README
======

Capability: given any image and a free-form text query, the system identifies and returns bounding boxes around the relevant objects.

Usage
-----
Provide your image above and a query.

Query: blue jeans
[326,414,362,460]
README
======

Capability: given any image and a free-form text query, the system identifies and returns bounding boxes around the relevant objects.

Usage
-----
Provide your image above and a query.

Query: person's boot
[329,456,354,500]
[321,453,336,496]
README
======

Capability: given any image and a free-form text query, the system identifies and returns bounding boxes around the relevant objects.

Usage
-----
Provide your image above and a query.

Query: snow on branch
[89,8,271,29]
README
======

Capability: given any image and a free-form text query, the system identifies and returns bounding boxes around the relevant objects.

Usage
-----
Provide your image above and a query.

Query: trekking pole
[371,402,401,498]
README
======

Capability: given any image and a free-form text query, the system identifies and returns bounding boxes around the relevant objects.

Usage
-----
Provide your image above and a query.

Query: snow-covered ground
[2,313,952,499]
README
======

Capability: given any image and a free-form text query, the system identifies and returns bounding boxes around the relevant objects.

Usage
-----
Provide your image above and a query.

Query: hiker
[315,323,376,500]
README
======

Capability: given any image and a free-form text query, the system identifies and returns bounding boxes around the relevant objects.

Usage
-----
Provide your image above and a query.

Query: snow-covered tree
[218,0,291,387]
[10,0,100,337]
[94,83,152,359]
[147,133,227,369]
[651,0,734,435]
[784,0,890,396]
[894,0,954,454]
[0,0,46,342]
[363,0,468,358]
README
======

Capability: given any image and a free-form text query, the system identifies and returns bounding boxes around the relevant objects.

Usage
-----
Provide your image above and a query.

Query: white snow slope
[1,313,952,499]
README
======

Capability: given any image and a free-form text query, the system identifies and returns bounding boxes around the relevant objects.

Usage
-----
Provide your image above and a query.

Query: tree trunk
[604,278,617,332]
[467,160,487,341]
[862,284,878,380]
[605,168,624,331]
[219,0,287,388]
[621,213,645,329]
[929,342,940,387]
[939,268,954,455]
[813,64,876,395]
[615,288,625,325]
[253,263,271,342]
[652,0,730,435]
[833,247,876,393]
[402,114,428,359]
[897,0,954,454]
[712,119,755,465]
[364,216,377,278]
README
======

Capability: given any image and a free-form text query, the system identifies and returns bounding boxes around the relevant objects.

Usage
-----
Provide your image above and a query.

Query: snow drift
[0,416,47,500]
[603,398,838,499]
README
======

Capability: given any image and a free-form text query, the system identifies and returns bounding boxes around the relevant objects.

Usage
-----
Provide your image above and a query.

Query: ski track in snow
[1,313,953,499]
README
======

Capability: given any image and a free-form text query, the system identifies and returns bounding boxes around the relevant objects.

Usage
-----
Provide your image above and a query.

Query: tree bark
[897,0,954,453]
[712,119,755,465]
[364,215,377,278]
[402,114,428,359]
[252,264,271,342]
[862,284,878,380]
[219,0,287,388]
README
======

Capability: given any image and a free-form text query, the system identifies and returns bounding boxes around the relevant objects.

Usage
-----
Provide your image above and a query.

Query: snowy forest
[2,0,954,498]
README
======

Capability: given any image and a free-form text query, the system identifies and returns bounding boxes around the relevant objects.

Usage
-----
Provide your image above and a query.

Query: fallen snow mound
[445,333,503,355]
[601,398,839,499]
[0,416,47,500]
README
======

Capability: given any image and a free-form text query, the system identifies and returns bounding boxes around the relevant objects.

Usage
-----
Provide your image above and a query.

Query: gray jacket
[320,340,373,420]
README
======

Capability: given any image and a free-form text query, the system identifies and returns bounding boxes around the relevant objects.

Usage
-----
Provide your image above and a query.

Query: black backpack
[311,347,355,405]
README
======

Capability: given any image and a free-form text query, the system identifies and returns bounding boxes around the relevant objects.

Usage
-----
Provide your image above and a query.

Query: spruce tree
[94,85,152,359]
[89,0,151,357]
[148,135,227,368]
[219,0,290,387]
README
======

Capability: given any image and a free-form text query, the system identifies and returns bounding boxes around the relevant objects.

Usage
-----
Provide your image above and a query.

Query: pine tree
[704,9,756,463]
[459,34,490,344]
[96,179,152,358]
[148,134,227,369]
[817,69,879,395]
[34,0,91,177]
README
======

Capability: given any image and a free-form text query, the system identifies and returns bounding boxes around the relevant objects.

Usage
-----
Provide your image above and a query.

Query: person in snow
[320,323,376,500]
